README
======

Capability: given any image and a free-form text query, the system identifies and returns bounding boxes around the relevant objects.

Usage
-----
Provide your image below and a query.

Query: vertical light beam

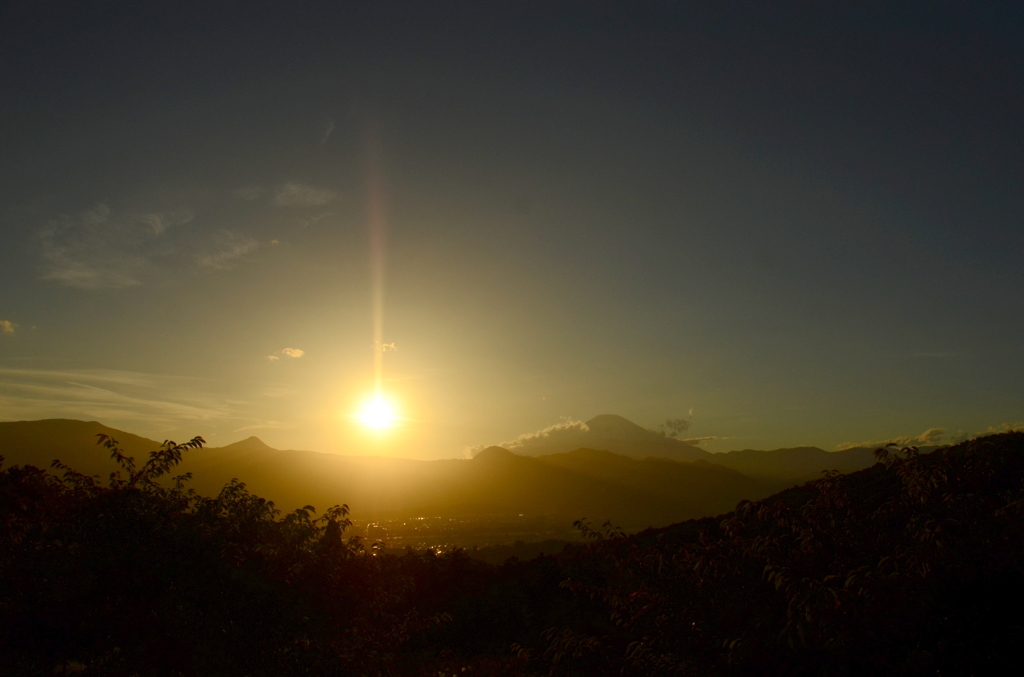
[366,128,387,396]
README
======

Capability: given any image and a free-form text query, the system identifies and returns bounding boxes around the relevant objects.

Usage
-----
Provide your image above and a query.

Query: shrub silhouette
[0,435,463,675]
[523,433,1024,675]
[2,431,1023,675]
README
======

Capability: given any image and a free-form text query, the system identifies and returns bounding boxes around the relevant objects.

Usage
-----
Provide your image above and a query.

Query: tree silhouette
[2,431,1023,675]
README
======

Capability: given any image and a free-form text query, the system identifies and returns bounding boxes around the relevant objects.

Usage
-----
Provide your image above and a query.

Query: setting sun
[357,394,399,429]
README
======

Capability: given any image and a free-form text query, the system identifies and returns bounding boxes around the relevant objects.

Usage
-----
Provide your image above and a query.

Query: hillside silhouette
[2,425,1021,674]
[706,444,890,482]
[1,417,883,496]
[0,419,778,532]
[0,418,897,533]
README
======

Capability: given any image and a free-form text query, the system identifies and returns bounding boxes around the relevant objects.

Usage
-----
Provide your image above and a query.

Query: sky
[2,1,1023,459]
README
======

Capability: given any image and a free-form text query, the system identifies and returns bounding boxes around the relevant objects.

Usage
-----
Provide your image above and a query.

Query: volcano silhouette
[500,414,710,462]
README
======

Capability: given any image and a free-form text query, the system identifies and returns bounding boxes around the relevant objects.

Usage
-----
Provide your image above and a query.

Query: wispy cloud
[837,427,948,451]
[503,419,589,450]
[272,182,337,207]
[137,209,193,235]
[838,421,1024,451]
[299,212,334,228]
[266,348,304,361]
[0,320,15,335]
[38,203,193,289]
[682,436,719,445]
[465,418,592,457]
[374,341,397,353]
[235,185,264,200]
[195,230,259,270]
[261,386,297,398]
[320,120,335,145]
[981,421,1024,435]
[659,416,690,438]
[0,367,233,430]
[233,420,295,434]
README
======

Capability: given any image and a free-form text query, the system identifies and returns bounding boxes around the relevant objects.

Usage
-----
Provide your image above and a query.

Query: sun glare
[357,394,399,429]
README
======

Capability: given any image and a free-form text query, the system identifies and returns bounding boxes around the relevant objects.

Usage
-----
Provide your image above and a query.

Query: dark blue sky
[2,1,1022,456]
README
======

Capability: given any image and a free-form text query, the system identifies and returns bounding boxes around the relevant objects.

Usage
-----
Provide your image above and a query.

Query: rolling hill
[0,417,895,533]
[1,419,782,532]
[705,445,885,482]
[498,414,883,481]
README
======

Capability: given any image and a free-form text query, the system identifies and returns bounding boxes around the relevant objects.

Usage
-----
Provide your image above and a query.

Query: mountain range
[497,414,710,462]
[498,414,885,482]
[0,417,891,532]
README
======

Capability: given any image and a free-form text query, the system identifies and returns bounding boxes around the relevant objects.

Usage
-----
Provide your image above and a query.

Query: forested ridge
[2,432,1022,675]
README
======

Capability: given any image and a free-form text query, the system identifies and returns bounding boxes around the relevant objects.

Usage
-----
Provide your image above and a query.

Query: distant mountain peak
[218,436,276,453]
[585,414,650,434]
[473,446,518,461]
[498,414,708,463]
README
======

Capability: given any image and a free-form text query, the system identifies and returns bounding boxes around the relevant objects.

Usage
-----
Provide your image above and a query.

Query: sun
[357,394,399,429]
